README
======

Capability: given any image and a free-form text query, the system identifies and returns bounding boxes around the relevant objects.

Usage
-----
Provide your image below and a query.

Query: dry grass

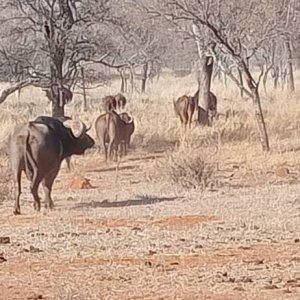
[159,144,217,189]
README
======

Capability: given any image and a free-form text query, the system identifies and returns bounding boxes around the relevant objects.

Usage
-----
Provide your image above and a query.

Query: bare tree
[145,0,275,151]
[0,0,126,116]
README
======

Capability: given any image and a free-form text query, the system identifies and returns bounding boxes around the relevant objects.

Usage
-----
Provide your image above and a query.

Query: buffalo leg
[31,184,41,211]
[13,169,22,215]
[124,143,127,156]
[114,144,118,161]
[42,167,59,210]
[179,114,184,124]
[120,142,126,157]
[30,174,42,212]
[123,142,127,156]
[101,138,108,161]
[188,115,192,129]
[108,140,115,161]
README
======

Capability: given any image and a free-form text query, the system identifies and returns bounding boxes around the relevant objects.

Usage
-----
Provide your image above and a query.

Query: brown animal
[173,95,195,128]
[115,93,127,111]
[193,90,218,124]
[103,96,117,112]
[95,111,134,161]
[118,112,135,155]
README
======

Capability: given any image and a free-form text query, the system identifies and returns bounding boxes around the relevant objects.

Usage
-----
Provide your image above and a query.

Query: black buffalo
[9,116,94,215]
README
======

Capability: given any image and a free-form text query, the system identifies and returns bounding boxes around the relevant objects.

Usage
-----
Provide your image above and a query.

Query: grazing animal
[103,95,117,112]
[115,93,127,111]
[173,95,195,128]
[34,116,73,172]
[193,90,218,124]
[118,112,135,155]
[95,111,134,161]
[9,117,94,215]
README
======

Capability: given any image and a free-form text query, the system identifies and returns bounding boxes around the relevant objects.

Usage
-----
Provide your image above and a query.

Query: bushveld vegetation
[1,1,300,299]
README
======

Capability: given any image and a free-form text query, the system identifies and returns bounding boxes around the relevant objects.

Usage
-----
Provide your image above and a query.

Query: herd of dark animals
[8,90,217,215]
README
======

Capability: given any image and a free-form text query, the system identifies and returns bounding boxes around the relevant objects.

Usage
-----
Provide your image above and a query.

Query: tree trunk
[223,72,228,88]
[80,67,87,111]
[252,88,269,151]
[241,61,269,151]
[51,83,64,117]
[262,69,269,92]
[129,66,134,96]
[280,60,287,90]
[141,63,148,93]
[286,40,295,92]
[197,56,213,126]
[272,67,279,89]
[119,68,127,93]
[274,75,279,89]
[238,69,244,97]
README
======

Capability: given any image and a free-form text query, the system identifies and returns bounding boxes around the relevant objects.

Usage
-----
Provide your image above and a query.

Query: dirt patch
[63,243,300,269]
[73,214,217,228]
[1,243,299,300]
[0,214,46,226]
[152,214,216,226]
[3,243,300,274]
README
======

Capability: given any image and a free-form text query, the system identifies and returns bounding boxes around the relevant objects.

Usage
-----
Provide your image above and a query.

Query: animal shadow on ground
[126,154,164,163]
[73,195,182,209]
[87,165,138,173]
[144,138,178,153]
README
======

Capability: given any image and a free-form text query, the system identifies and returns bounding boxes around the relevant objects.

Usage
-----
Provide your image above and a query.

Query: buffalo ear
[62,120,85,138]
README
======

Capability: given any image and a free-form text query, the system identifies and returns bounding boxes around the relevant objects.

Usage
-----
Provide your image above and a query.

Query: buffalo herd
[8,91,217,214]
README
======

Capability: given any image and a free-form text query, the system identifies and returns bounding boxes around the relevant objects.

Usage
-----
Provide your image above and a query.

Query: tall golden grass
[1,71,300,188]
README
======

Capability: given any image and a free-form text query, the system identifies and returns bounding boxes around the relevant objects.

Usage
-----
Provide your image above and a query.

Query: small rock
[275,167,289,178]
[0,237,10,244]
[29,245,43,253]
[132,227,142,232]
[145,260,153,267]
[294,238,299,243]
[241,276,253,283]
[234,286,245,292]
[23,246,43,253]
[0,253,7,263]
[27,294,45,300]
[264,284,279,290]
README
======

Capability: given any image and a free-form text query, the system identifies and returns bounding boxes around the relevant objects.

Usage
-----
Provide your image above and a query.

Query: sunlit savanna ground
[0,71,300,299]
